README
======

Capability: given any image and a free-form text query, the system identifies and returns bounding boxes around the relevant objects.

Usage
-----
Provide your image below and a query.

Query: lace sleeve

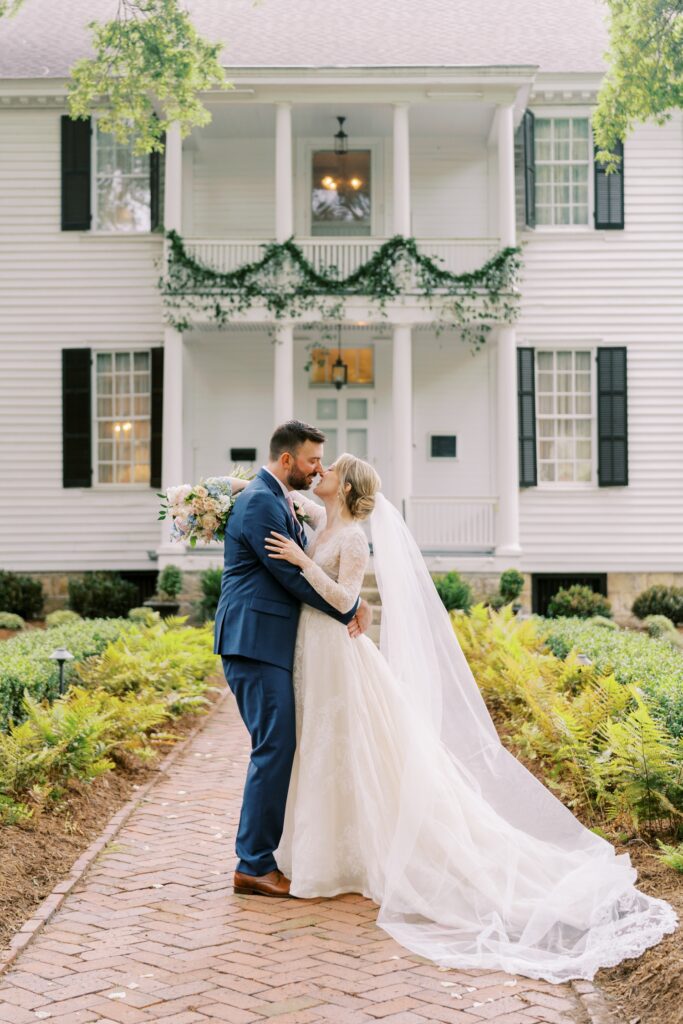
[290,491,326,530]
[300,528,369,614]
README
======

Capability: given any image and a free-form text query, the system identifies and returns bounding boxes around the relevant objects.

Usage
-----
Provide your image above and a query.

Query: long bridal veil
[369,493,677,982]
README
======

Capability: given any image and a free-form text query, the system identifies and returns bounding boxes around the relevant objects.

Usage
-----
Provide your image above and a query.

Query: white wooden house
[1,0,682,618]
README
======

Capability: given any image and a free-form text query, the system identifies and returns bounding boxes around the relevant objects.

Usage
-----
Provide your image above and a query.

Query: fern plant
[656,839,683,872]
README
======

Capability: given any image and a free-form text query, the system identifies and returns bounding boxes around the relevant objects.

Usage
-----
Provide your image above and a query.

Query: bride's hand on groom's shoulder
[265,531,308,568]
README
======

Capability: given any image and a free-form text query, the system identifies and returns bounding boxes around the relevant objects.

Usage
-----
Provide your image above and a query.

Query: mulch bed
[0,698,220,953]
[0,621,47,642]
[596,841,682,1024]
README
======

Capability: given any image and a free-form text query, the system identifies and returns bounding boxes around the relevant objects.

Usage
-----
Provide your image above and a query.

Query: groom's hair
[269,420,326,460]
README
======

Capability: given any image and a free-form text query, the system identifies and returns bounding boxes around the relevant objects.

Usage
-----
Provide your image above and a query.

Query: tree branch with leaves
[1,0,229,153]
[593,0,683,170]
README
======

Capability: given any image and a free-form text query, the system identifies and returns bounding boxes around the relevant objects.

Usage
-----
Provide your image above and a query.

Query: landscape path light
[49,647,74,696]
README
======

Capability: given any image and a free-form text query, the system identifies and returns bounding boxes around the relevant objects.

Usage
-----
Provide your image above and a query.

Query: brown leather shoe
[233,869,291,898]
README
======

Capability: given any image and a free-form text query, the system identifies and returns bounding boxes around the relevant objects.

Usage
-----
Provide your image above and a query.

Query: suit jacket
[213,468,360,669]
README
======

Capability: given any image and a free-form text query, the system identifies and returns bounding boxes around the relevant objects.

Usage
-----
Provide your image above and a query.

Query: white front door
[311,392,374,465]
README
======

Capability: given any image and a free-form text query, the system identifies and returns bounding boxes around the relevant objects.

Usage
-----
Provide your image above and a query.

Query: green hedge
[543,618,683,737]
[0,618,133,731]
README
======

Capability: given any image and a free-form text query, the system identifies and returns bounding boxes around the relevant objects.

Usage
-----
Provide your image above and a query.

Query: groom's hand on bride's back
[348,598,372,638]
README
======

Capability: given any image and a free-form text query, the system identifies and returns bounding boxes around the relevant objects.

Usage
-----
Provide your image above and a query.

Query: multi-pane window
[94,122,151,232]
[536,350,593,483]
[314,395,370,462]
[535,118,590,226]
[95,351,151,484]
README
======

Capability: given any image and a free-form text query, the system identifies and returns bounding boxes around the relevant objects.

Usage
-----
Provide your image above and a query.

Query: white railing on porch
[407,497,497,552]
[183,238,500,279]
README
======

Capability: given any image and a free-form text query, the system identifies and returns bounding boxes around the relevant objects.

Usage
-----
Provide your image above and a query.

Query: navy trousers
[222,655,296,876]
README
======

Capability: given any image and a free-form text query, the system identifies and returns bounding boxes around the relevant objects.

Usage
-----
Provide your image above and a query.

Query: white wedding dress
[275,494,677,983]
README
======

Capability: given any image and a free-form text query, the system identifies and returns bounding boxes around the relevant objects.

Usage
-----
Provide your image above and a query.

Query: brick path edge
[571,979,619,1024]
[0,685,231,977]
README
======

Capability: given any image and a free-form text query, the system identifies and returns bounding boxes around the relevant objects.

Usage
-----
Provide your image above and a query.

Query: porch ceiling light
[334,115,348,155]
[332,325,348,391]
[332,354,348,390]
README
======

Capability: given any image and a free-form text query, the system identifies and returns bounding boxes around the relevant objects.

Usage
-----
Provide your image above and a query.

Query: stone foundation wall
[10,569,683,628]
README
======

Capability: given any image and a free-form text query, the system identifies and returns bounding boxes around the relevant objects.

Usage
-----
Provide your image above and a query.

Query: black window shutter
[150,129,166,231]
[515,111,536,230]
[150,347,164,489]
[523,110,536,229]
[594,140,624,229]
[597,347,628,486]
[517,347,537,487]
[62,349,92,487]
[61,115,91,231]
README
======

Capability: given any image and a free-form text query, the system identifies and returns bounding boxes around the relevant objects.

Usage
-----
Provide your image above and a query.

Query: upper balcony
[173,99,512,248]
[161,95,520,323]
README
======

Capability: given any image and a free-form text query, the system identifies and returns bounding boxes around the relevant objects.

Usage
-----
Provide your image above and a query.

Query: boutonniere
[292,501,313,527]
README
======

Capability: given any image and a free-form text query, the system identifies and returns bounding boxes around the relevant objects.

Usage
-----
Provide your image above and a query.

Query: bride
[262,453,677,984]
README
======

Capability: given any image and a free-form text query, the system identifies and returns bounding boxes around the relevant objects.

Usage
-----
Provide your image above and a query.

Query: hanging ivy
[159,230,522,349]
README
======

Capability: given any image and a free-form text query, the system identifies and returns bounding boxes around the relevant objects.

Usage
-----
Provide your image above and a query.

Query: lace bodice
[289,493,369,615]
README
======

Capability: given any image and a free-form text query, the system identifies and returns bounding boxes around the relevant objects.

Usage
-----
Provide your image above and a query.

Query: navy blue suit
[214,468,359,876]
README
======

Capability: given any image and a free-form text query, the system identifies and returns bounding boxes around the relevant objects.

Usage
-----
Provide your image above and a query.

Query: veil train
[368,493,677,982]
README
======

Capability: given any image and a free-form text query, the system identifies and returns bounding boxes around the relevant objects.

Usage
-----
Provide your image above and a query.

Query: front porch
[157,83,526,564]
[153,320,522,566]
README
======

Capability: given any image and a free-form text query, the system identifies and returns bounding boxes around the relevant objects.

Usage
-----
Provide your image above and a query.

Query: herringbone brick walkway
[0,693,591,1024]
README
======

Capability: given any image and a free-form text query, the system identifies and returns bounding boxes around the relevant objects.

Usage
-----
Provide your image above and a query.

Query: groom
[214,420,372,897]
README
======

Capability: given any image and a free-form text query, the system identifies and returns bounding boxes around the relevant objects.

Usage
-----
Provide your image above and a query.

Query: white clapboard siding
[190,138,276,238]
[517,113,683,572]
[0,110,163,572]
[411,138,491,237]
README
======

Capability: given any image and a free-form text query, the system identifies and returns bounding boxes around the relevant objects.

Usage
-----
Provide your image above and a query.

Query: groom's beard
[286,466,316,491]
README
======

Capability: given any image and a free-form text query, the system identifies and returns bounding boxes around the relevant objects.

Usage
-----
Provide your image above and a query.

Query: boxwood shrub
[68,573,138,619]
[0,571,43,620]
[632,585,683,625]
[0,618,133,731]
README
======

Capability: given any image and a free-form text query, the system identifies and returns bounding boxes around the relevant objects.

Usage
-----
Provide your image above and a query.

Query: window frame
[90,114,154,236]
[527,108,595,234]
[296,137,384,238]
[90,345,154,490]
[532,343,598,490]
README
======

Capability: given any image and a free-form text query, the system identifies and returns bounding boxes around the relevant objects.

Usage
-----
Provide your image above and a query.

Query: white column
[158,326,184,552]
[164,120,182,232]
[159,122,184,550]
[275,102,293,241]
[392,324,413,515]
[273,324,294,426]
[392,103,411,235]
[494,104,521,556]
[495,325,521,556]
[274,104,294,425]
[497,103,516,248]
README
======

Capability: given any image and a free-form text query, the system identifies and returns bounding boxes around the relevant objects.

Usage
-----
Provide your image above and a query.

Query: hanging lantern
[332,326,348,390]
[334,115,348,156]
[332,354,348,390]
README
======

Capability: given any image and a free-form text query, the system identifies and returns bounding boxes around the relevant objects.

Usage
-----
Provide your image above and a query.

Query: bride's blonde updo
[333,453,382,521]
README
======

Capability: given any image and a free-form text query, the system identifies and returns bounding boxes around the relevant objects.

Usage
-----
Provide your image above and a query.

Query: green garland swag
[160,230,522,349]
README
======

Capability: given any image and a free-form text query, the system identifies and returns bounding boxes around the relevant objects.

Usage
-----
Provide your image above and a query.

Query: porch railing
[406,497,497,552]
[182,237,500,279]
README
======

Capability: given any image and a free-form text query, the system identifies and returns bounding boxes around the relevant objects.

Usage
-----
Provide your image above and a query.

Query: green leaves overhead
[160,231,522,349]
[594,0,683,171]
[68,0,229,154]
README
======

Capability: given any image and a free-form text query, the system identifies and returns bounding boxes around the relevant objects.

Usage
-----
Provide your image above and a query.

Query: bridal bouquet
[158,472,250,547]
